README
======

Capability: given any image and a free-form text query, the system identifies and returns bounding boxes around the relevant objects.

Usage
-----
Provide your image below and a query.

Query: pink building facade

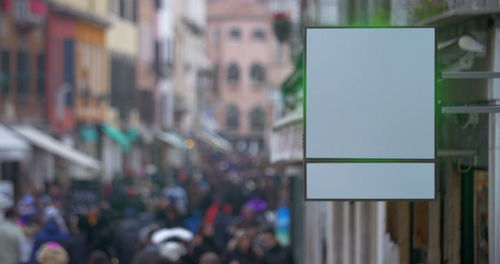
[207,0,291,154]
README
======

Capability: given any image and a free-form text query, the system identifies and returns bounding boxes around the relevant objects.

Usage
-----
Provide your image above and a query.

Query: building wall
[46,11,76,133]
[48,0,107,17]
[106,0,138,123]
[157,0,175,129]
[173,0,208,134]
[0,6,46,125]
[106,0,138,57]
[137,0,157,127]
[74,20,107,123]
[207,0,292,153]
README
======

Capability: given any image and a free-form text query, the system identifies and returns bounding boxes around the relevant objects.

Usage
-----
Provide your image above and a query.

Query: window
[119,0,126,18]
[276,43,284,61]
[227,62,240,85]
[37,54,45,95]
[131,0,138,22]
[252,28,266,41]
[63,39,75,106]
[109,0,119,15]
[212,28,220,43]
[116,0,136,22]
[226,105,240,130]
[155,0,162,9]
[229,27,241,40]
[249,106,265,132]
[250,63,266,84]
[17,50,29,95]
[1,50,9,96]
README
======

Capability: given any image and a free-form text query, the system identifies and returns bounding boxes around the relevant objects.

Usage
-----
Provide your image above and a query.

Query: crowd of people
[0,153,293,264]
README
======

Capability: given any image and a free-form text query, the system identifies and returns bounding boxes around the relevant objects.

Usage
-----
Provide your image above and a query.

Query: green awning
[101,124,130,150]
[80,125,98,143]
[126,128,140,143]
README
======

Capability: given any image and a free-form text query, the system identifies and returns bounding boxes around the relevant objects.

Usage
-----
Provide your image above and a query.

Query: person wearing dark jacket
[31,219,69,263]
[260,229,293,264]
[223,233,260,264]
[113,209,141,264]
[191,223,220,262]
[66,215,88,264]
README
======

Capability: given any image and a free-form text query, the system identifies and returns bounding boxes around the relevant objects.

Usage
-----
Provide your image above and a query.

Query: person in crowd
[191,223,220,262]
[204,195,234,252]
[0,208,25,264]
[132,225,163,264]
[259,228,293,264]
[87,206,116,261]
[43,199,68,233]
[162,178,188,217]
[36,242,69,264]
[18,194,42,263]
[113,208,141,264]
[31,218,69,263]
[199,252,221,264]
[229,206,265,236]
[137,223,160,251]
[87,250,110,264]
[150,227,194,264]
[160,204,185,229]
[223,232,260,264]
[66,215,89,264]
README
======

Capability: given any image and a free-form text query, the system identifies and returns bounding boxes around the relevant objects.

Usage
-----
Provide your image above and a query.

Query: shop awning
[101,124,130,150]
[273,107,303,131]
[0,124,29,161]
[196,130,233,152]
[126,128,140,143]
[271,108,303,164]
[157,131,187,149]
[13,126,100,171]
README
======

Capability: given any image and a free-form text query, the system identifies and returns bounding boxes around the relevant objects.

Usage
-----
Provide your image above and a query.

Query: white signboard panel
[306,163,435,199]
[305,28,435,200]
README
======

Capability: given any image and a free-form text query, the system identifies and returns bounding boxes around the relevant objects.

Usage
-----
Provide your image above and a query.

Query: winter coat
[261,245,294,264]
[31,219,69,263]
[0,220,24,264]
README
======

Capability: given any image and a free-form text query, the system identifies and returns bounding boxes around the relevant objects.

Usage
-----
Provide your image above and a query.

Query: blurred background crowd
[0,151,293,264]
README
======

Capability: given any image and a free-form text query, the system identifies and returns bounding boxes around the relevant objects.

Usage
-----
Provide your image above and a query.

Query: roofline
[48,0,109,28]
[416,7,500,26]
[208,14,271,21]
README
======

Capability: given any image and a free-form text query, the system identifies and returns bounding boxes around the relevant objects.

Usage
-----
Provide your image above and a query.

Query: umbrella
[243,196,268,212]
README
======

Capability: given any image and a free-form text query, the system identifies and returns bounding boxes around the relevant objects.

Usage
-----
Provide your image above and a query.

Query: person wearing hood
[31,218,69,263]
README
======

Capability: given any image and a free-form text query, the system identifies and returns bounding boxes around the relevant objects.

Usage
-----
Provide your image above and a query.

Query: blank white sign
[306,163,435,199]
[306,28,435,159]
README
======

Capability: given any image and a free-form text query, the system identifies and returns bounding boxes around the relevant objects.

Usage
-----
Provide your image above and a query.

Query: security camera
[444,52,474,72]
[459,35,485,54]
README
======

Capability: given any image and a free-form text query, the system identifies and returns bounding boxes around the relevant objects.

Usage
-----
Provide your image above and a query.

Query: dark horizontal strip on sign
[305,158,436,163]
[441,71,500,79]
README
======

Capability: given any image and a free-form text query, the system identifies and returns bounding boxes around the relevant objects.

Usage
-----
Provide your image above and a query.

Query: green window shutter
[1,50,9,95]
[37,54,45,96]
[17,50,29,95]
